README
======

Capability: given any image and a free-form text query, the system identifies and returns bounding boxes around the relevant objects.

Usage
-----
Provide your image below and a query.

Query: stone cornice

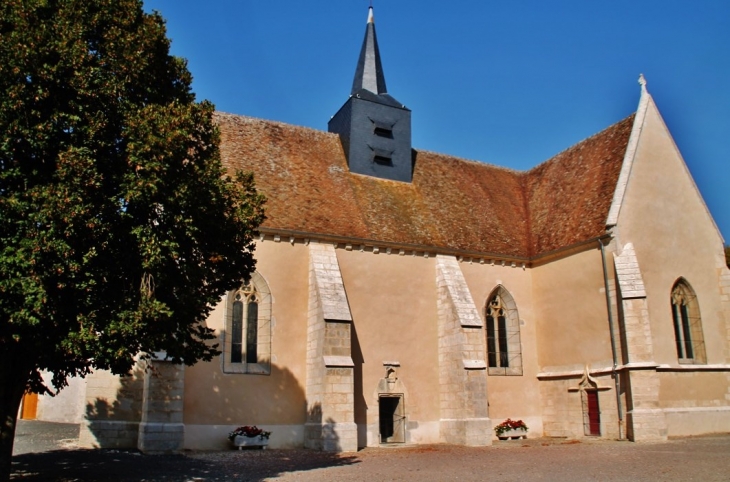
[537,362,730,379]
[257,228,611,268]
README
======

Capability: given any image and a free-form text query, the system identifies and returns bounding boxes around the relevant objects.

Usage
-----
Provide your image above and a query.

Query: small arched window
[670,279,706,364]
[485,286,523,376]
[224,272,271,374]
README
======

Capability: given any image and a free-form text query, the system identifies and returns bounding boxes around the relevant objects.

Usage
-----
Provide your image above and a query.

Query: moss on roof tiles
[525,114,635,255]
[215,112,634,258]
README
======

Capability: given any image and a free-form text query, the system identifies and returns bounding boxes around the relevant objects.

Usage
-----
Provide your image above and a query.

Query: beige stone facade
[31,24,730,453]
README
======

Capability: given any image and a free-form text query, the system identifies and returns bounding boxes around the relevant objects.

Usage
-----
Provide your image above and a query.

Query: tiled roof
[525,114,635,255]
[215,112,635,258]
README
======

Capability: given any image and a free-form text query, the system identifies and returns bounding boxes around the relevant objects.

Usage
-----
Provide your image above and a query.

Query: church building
[27,7,730,452]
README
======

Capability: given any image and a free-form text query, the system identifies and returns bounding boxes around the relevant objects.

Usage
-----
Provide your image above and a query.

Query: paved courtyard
[12,421,730,481]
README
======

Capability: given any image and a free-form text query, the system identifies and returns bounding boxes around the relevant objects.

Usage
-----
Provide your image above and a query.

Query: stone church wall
[459,258,542,437]
[336,247,441,446]
[78,366,144,449]
[615,96,730,438]
[184,239,310,450]
[617,99,728,368]
[538,373,622,439]
[35,373,86,424]
[532,248,615,370]
[658,371,730,436]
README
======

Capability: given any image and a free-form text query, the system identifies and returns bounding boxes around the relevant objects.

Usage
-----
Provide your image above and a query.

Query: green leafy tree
[725,245,730,269]
[0,0,264,477]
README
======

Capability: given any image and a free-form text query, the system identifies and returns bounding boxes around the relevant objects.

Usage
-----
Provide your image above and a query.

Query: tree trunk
[0,353,32,482]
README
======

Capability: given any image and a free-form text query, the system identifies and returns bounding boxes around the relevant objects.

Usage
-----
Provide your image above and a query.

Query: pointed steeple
[352,6,387,95]
[329,6,412,183]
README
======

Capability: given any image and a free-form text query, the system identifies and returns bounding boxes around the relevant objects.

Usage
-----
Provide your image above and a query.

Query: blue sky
[143,1,730,244]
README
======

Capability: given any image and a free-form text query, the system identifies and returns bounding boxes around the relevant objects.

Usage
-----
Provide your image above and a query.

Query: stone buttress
[435,255,491,445]
[304,241,357,451]
[78,357,185,452]
[614,242,668,441]
[137,358,185,452]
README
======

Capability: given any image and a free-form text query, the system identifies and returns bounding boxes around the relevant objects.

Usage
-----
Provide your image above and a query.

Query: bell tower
[328,7,412,182]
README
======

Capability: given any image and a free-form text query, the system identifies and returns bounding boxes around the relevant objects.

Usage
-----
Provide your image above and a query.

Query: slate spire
[329,5,412,183]
[352,6,387,95]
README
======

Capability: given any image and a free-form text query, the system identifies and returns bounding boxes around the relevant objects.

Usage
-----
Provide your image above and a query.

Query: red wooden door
[587,391,600,435]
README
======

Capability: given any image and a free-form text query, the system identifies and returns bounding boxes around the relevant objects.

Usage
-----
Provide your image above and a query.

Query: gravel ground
[189,437,730,482]
[11,421,730,481]
[13,420,80,456]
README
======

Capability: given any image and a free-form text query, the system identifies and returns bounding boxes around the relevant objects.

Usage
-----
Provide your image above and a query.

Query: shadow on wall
[82,364,145,449]
[351,323,368,448]
[307,402,344,452]
[85,366,144,420]
[84,344,367,451]
[307,401,322,425]
[84,355,314,450]
[322,415,342,451]
[201,359,305,426]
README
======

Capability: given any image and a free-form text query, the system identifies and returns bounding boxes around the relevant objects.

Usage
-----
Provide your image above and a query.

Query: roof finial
[368,4,374,24]
[638,73,647,92]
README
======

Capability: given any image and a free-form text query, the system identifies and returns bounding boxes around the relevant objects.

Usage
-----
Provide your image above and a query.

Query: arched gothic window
[223,272,271,374]
[485,286,523,376]
[670,279,705,364]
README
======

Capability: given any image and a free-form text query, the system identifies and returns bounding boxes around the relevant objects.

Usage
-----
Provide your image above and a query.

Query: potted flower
[494,418,528,440]
[228,425,272,449]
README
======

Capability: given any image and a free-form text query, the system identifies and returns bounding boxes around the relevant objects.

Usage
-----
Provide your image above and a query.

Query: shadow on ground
[11,448,359,481]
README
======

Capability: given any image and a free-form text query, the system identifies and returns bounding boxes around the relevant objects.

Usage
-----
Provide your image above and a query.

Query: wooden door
[21,392,38,420]
[586,391,600,436]
[392,396,406,443]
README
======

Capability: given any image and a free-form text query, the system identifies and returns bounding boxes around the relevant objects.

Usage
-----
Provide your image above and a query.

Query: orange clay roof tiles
[525,114,635,255]
[215,112,635,258]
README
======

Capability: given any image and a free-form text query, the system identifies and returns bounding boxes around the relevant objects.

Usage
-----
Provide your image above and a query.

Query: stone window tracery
[223,272,271,374]
[670,279,705,364]
[485,286,523,376]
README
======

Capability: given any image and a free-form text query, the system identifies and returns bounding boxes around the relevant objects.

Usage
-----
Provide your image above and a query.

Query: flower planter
[233,435,270,449]
[497,428,527,440]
